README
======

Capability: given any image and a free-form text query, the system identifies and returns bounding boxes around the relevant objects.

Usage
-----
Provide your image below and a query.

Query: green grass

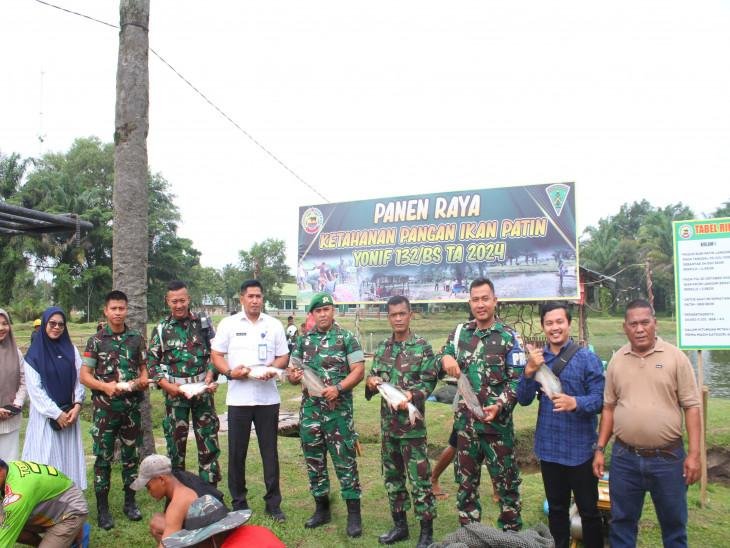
[10,314,730,547]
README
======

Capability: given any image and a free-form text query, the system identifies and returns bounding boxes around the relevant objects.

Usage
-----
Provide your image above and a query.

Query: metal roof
[0,201,93,237]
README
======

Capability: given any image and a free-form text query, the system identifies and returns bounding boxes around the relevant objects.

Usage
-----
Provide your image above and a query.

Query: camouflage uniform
[440,320,526,531]
[148,312,221,484]
[83,325,147,494]
[365,332,438,520]
[292,322,365,500]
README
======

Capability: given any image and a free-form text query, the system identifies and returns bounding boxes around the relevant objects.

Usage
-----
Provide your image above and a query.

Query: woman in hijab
[22,306,87,489]
[0,308,27,461]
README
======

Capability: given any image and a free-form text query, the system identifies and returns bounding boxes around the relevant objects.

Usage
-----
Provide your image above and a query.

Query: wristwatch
[592,443,605,453]
[335,382,343,393]
[223,368,233,380]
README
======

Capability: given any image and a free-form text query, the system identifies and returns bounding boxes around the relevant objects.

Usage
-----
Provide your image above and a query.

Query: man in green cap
[289,292,365,538]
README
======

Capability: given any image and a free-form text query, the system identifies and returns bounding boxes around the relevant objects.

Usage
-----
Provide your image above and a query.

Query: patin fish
[247,365,288,381]
[301,366,327,397]
[535,365,563,398]
[179,382,208,398]
[377,382,424,426]
[457,373,485,420]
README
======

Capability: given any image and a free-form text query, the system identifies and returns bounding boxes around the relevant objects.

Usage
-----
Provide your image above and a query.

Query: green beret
[308,292,335,313]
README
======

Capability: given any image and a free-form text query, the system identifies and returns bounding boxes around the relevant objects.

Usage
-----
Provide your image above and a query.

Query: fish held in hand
[247,366,288,381]
[377,382,423,426]
[179,382,207,398]
[457,374,485,420]
[301,366,327,397]
[535,365,563,398]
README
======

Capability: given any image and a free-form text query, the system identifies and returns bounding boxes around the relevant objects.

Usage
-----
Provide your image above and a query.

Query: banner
[673,217,730,349]
[297,182,578,305]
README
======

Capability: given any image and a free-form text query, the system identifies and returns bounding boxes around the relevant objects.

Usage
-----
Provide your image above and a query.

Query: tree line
[2,137,728,321]
[0,138,290,322]
[580,199,730,314]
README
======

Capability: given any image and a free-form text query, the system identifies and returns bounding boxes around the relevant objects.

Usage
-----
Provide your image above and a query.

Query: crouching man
[0,458,89,547]
[132,454,227,545]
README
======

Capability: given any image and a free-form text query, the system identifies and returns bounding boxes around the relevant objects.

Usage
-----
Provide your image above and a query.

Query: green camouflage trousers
[382,435,436,520]
[455,427,522,531]
[299,399,361,500]
[163,392,221,484]
[91,404,142,493]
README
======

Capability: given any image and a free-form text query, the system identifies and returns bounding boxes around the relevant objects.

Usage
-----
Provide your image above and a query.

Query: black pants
[228,404,281,511]
[541,457,603,548]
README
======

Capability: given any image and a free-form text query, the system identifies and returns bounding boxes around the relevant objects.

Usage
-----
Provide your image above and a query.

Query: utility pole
[113,0,152,455]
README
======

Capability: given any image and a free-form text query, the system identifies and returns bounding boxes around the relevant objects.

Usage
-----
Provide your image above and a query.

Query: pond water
[688,349,730,399]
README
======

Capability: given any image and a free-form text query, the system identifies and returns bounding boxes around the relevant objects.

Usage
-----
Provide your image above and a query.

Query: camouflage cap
[130,454,172,491]
[162,495,252,547]
[308,291,335,313]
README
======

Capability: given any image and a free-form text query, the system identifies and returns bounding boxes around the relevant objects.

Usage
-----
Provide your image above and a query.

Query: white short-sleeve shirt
[211,311,289,406]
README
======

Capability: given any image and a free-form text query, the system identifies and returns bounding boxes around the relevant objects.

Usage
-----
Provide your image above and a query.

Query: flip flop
[433,490,450,500]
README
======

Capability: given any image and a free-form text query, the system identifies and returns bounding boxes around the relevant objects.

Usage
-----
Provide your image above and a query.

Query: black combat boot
[304,496,331,529]
[416,518,433,548]
[346,499,362,538]
[378,511,409,544]
[96,491,114,530]
[123,487,142,521]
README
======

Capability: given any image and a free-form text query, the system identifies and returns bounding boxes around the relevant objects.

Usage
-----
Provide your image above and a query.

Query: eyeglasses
[47,320,66,329]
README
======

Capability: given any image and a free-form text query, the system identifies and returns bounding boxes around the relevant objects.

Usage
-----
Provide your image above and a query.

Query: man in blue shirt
[516,302,604,548]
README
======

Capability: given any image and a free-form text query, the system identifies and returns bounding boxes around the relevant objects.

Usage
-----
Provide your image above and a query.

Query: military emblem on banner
[301,207,324,235]
[545,183,570,217]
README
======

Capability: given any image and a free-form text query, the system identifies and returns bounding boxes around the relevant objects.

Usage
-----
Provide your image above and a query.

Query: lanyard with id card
[258,331,268,362]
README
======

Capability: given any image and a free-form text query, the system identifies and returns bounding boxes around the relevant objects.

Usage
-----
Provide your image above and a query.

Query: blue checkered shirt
[516,340,605,466]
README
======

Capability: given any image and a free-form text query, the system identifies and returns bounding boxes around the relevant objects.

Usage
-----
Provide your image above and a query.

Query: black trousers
[541,457,603,548]
[228,404,281,511]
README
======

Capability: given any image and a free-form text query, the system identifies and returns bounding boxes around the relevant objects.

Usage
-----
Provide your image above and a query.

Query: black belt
[616,437,682,458]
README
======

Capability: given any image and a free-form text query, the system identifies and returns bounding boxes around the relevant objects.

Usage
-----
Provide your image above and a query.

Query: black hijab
[24,306,76,407]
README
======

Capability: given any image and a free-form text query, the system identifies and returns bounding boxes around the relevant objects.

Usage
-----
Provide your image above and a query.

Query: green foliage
[238,238,291,306]
[580,200,695,313]
[1,139,203,320]
[713,200,730,219]
[221,263,245,312]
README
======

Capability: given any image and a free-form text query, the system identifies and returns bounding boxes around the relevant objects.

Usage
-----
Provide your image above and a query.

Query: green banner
[298,182,578,305]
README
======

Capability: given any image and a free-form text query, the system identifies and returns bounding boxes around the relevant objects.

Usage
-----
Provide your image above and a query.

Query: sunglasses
[48,320,66,329]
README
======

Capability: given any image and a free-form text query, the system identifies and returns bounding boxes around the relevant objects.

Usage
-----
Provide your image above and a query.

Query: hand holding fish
[442,355,461,378]
[288,368,303,384]
[321,386,340,401]
[366,375,383,392]
[550,393,576,412]
[397,391,413,411]
[376,382,423,425]
[481,403,502,422]
[524,343,544,378]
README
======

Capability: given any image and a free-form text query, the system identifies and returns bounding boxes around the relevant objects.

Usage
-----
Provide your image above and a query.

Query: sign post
[673,217,730,508]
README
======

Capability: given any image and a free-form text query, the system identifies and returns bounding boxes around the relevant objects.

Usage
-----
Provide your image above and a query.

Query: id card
[258,343,268,362]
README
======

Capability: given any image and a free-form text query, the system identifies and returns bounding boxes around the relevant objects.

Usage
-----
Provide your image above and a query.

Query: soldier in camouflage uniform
[365,295,438,548]
[440,278,526,531]
[288,292,365,538]
[148,280,221,486]
[80,290,148,530]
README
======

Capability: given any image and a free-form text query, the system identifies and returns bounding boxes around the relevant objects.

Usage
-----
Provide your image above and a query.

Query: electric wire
[32,0,329,203]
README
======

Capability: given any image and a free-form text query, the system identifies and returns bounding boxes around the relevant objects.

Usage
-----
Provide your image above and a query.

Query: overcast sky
[2,0,729,270]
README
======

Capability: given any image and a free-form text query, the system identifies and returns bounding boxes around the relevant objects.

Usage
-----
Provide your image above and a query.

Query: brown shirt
[605,337,700,448]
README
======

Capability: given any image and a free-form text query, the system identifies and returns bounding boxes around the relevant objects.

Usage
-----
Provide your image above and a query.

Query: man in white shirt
[211,280,289,521]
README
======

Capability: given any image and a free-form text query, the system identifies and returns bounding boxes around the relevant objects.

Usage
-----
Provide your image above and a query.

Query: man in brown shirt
[593,299,700,548]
